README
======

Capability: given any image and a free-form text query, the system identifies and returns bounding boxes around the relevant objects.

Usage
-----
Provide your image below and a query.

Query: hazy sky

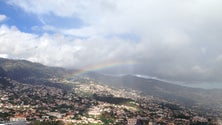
[0,0,222,83]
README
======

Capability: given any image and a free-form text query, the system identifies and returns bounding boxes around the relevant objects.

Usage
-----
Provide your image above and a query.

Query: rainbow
[66,60,136,78]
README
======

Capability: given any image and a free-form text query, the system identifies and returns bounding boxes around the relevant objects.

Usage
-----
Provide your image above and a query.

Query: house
[10,116,26,122]
[127,118,137,125]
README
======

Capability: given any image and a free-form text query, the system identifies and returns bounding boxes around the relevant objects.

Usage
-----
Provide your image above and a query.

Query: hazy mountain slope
[0,67,7,77]
[84,73,196,104]
[0,58,71,89]
[84,72,222,110]
[0,58,68,79]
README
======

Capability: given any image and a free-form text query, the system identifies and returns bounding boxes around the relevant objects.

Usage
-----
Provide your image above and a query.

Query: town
[0,76,220,125]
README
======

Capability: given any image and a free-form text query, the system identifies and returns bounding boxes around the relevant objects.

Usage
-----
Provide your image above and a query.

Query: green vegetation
[77,91,94,98]
[93,94,132,105]
[174,113,190,119]
[99,112,115,124]
[31,120,65,125]
[0,112,12,119]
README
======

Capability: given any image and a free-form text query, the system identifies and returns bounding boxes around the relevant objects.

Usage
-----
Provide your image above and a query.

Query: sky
[0,0,222,83]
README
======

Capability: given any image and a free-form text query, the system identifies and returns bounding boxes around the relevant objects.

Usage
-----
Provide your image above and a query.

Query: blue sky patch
[0,1,85,34]
[0,1,42,33]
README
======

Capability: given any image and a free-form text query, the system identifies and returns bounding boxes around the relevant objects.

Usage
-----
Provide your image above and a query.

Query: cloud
[2,0,222,83]
[0,25,137,68]
[0,54,8,58]
[0,14,7,22]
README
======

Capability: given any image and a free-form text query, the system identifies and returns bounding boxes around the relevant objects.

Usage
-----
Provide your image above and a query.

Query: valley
[0,58,221,125]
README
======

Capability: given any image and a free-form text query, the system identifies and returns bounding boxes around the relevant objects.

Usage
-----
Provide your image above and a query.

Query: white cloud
[2,0,222,82]
[0,54,8,58]
[0,14,7,22]
[0,25,137,68]
[7,0,222,37]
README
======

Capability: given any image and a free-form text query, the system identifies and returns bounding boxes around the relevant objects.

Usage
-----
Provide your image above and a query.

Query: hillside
[0,58,72,89]
[0,58,221,124]
[1,58,222,112]
[83,72,222,113]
